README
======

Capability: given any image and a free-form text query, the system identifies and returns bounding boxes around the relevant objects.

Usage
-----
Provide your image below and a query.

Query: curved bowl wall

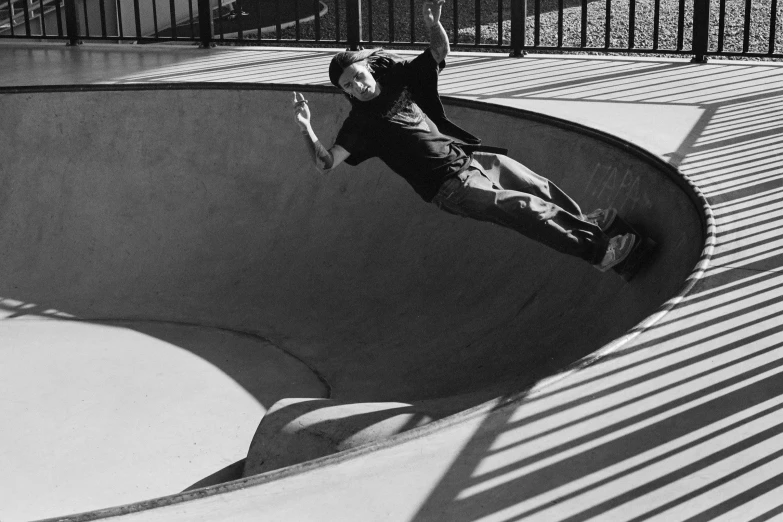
[0,86,705,520]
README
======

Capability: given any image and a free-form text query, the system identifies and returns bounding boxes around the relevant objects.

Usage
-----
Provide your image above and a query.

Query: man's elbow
[313,154,335,173]
[430,47,449,65]
[314,161,334,175]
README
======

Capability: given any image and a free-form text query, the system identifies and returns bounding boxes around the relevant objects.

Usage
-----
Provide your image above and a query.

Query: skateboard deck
[603,215,657,281]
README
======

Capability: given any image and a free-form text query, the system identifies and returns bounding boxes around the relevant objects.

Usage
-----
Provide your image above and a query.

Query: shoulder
[373,49,440,83]
[335,111,373,148]
[335,111,378,166]
[407,48,445,74]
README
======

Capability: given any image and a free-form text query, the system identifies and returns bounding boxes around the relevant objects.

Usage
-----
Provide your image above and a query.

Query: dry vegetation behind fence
[230,0,782,57]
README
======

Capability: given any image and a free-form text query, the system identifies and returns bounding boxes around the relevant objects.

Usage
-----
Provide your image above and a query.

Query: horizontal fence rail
[1,0,781,60]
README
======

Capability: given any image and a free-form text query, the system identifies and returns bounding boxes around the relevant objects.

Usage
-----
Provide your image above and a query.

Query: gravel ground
[224,0,783,58]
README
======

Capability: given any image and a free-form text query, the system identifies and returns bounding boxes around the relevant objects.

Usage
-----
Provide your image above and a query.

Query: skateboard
[603,214,657,282]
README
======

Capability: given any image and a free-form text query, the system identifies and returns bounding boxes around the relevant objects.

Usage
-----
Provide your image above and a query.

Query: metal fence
[1,0,781,61]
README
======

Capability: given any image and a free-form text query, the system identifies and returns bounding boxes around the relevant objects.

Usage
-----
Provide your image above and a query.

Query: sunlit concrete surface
[1,41,782,521]
[0,317,326,521]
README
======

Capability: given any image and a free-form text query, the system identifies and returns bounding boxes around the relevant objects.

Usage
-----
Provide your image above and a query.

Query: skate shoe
[584,208,618,231]
[595,233,636,272]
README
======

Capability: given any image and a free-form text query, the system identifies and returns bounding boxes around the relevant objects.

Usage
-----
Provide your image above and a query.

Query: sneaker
[594,233,636,272]
[584,208,618,231]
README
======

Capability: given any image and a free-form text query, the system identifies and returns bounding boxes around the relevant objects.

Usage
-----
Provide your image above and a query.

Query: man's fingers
[293,91,308,105]
[293,92,309,107]
[423,0,444,16]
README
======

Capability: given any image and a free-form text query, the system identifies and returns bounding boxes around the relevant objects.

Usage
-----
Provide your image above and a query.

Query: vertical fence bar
[187,0,194,39]
[629,0,636,48]
[368,0,374,43]
[475,0,480,45]
[334,0,340,42]
[55,0,64,36]
[82,0,90,35]
[346,0,361,49]
[769,0,778,54]
[276,0,282,41]
[452,0,457,45]
[117,0,125,37]
[497,0,502,47]
[653,0,660,49]
[264,1,270,40]
[692,0,709,61]
[255,0,261,40]
[581,0,587,47]
[235,0,243,40]
[387,0,393,42]
[410,0,415,42]
[132,0,141,38]
[151,0,159,37]
[64,0,80,43]
[742,0,752,52]
[215,0,223,40]
[295,0,300,40]
[22,0,31,35]
[557,0,563,46]
[718,0,726,51]
[510,0,526,55]
[99,0,107,37]
[604,0,611,48]
[6,0,15,36]
[314,0,320,41]
[38,0,48,35]
[196,0,212,45]
[168,0,176,38]
[677,0,685,50]
[534,0,541,46]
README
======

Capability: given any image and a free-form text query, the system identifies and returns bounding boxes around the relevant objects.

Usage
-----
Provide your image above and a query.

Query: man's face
[338,62,380,102]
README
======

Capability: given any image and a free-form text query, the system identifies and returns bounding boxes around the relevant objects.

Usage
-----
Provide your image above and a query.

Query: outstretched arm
[423,0,449,63]
[292,92,349,174]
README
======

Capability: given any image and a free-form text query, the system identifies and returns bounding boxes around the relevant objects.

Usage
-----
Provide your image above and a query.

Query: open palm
[423,0,445,28]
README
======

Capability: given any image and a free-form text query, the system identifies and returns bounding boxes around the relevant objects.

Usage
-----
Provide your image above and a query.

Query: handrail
[1,0,781,62]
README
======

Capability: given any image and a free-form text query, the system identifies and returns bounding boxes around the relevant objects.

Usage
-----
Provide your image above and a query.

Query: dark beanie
[329,54,346,88]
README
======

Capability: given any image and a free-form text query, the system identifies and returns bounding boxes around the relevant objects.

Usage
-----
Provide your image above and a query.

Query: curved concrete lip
[0,83,713,521]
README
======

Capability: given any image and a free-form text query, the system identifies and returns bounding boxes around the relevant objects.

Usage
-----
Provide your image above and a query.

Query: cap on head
[328,54,349,89]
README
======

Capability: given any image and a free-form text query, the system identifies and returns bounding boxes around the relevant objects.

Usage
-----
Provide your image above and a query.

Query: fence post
[63,0,81,45]
[510,0,526,57]
[346,0,362,51]
[197,0,214,48]
[691,0,710,62]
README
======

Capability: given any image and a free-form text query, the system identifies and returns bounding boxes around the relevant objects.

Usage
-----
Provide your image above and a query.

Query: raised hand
[423,0,446,28]
[292,91,311,131]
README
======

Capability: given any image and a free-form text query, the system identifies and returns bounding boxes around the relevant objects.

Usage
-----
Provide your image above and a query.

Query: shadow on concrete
[406,58,783,522]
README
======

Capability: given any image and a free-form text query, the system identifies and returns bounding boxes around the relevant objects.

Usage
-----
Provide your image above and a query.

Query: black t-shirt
[334,51,470,202]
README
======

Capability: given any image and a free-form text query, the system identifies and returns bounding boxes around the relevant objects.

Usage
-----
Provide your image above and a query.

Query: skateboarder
[293,0,635,272]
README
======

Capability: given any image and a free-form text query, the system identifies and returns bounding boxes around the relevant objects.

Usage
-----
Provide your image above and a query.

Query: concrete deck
[1,40,782,522]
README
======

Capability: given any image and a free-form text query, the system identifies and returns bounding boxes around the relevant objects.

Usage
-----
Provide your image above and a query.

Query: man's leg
[470,152,585,218]
[433,158,608,264]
